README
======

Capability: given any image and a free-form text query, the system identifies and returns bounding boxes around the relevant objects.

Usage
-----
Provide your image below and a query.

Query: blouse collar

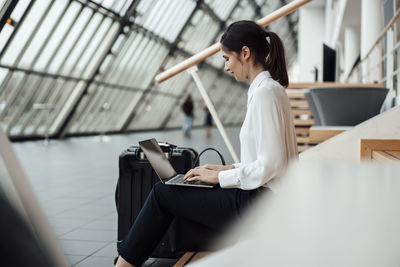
[247,71,271,106]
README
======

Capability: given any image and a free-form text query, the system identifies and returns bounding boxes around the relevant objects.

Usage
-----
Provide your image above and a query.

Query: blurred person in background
[181,94,194,137]
[204,105,212,138]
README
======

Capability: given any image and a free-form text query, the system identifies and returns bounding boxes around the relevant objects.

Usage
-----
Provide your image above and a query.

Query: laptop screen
[139,139,177,181]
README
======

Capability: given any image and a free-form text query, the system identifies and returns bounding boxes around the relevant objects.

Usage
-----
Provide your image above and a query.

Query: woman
[116,20,298,267]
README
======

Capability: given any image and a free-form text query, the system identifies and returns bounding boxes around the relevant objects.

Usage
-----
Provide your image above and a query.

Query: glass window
[67,83,101,134]
[135,0,196,42]
[8,0,30,22]
[20,76,56,135]
[204,0,238,20]
[153,0,196,42]
[134,0,158,24]
[178,11,220,54]
[164,105,185,128]
[0,71,26,120]
[1,0,52,66]
[85,87,121,132]
[71,14,110,78]
[62,12,102,77]
[30,78,71,135]
[227,0,256,25]
[120,1,134,15]
[49,6,93,75]
[35,2,81,73]
[125,40,169,89]
[82,20,120,78]
[0,0,298,139]
[0,24,13,55]
[18,1,69,70]
[206,48,225,69]
[49,80,86,135]
[91,0,135,14]
[128,93,177,130]
[3,73,41,136]
[108,32,149,85]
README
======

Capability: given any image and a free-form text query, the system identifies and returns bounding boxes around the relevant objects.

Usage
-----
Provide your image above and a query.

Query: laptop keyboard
[167,174,192,184]
[166,174,213,187]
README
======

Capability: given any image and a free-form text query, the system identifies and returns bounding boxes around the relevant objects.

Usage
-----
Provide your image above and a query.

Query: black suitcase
[115,142,217,258]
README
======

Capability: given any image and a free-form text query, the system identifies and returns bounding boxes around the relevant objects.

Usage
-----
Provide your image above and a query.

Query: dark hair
[220,20,289,87]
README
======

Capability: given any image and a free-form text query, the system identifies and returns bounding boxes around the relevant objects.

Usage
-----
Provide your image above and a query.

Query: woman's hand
[183,164,235,184]
[202,164,235,171]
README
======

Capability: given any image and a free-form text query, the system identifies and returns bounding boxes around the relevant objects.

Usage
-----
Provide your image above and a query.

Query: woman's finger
[185,168,201,179]
[184,169,194,179]
[186,175,199,181]
[187,175,203,182]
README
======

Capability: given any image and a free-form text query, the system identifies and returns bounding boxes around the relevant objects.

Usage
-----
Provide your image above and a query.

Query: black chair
[308,87,389,126]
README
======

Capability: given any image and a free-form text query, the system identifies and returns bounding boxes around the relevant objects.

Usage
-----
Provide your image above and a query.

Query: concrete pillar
[344,26,360,77]
[361,0,383,82]
[298,6,325,82]
[324,0,333,45]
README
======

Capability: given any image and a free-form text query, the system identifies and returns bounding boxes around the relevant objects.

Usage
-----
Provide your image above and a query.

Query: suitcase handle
[193,148,226,166]
[135,141,177,160]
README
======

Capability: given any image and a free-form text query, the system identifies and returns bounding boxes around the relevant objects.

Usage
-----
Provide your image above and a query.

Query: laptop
[139,138,215,188]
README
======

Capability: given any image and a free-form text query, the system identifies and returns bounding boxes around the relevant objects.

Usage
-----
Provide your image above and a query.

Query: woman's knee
[153,181,167,192]
[151,181,172,203]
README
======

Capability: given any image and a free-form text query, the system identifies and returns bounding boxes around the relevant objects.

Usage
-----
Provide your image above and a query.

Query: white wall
[298,6,325,82]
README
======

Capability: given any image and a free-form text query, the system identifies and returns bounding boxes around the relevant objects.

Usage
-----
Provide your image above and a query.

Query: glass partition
[0,0,298,139]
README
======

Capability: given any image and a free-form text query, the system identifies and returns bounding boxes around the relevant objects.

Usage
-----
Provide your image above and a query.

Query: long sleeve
[219,83,290,190]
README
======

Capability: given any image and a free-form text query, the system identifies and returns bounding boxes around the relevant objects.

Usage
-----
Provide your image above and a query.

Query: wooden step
[291,108,312,116]
[294,119,314,126]
[309,126,350,143]
[290,100,309,107]
[295,127,310,135]
[297,136,318,145]
[286,89,306,98]
[296,136,309,143]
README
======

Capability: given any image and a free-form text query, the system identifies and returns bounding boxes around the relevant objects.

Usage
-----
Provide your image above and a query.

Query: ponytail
[265,31,289,87]
[220,21,289,88]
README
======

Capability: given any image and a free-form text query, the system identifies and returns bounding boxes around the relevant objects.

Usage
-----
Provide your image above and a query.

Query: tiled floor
[13,127,240,266]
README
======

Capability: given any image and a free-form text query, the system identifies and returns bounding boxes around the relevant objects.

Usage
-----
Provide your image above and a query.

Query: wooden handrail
[347,7,400,80]
[155,0,312,83]
[362,7,400,62]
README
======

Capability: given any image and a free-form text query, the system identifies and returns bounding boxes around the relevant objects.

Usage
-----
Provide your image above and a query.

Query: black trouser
[118,181,267,266]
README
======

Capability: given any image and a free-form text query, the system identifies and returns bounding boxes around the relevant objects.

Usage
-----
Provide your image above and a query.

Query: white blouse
[218,71,298,190]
